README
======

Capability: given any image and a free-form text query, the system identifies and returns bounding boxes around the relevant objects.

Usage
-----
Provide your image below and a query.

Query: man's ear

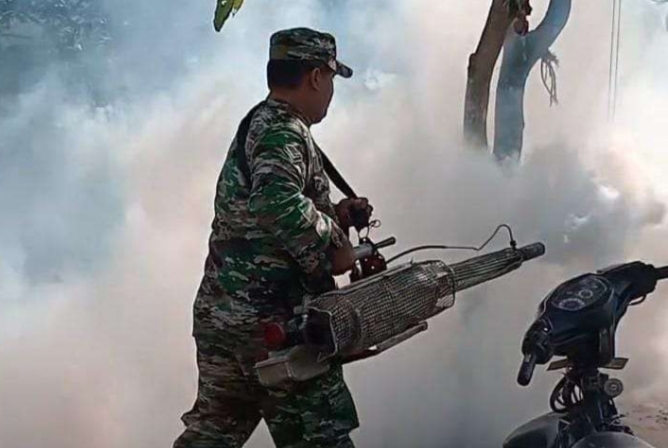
[309,67,322,91]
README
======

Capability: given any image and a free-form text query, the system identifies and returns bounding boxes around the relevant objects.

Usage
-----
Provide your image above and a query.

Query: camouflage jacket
[194,98,346,341]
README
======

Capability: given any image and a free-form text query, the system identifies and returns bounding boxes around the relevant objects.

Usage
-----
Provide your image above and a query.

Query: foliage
[0,0,109,54]
[213,0,245,32]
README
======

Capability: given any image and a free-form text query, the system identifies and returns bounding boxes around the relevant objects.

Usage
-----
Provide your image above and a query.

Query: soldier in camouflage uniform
[173,28,371,448]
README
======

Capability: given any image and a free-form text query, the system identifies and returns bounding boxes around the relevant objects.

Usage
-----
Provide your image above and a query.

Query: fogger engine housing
[305,243,545,358]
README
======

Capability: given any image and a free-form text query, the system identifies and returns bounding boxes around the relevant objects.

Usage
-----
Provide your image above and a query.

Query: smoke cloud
[1,0,667,447]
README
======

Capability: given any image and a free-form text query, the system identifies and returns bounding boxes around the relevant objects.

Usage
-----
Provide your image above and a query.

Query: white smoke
[0,0,667,447]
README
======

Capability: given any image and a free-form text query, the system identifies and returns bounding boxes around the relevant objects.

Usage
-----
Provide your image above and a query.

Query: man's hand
[327,238,356,275]
[335,198,374,232]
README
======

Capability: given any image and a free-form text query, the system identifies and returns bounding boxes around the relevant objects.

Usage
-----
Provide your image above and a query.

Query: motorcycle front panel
[572,432,657,448]
[503,412,563,448]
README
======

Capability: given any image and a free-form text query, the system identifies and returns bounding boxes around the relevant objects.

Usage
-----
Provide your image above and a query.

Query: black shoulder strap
[316,144,358,199]
[235,102,265,184]
[235,102,357,199]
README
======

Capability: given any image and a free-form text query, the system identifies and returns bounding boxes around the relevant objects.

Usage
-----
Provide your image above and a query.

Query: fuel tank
[572,432,657,448]
[503,412,563,448]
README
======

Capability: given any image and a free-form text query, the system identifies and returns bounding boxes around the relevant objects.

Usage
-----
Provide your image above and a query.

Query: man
[173,27,371,448]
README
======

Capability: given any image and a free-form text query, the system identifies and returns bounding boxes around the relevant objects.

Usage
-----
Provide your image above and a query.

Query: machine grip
[352,237,396,261]
[375,237,397,250]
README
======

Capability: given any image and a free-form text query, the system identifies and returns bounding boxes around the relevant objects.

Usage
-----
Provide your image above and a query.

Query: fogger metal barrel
[304,243,545,358]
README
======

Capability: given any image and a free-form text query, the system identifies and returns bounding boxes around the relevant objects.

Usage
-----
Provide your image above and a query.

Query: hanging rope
[613,0,622,117]
[608,0,622,120]
[540,50,559,106]
[607,0,667,118]
[607,0,617,117]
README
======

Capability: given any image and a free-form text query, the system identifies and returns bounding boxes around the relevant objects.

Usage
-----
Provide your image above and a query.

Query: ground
[626,402,668,446]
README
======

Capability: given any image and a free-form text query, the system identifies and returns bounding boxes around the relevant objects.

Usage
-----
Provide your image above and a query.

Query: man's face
[308,66,336,124]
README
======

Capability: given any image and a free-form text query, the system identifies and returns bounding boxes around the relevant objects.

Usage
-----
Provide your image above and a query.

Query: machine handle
[353,237,396,261]
[375,237,397,250]
[353,244,373,260]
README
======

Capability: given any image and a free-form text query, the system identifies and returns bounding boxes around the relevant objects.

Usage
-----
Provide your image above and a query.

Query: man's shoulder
[250,103,311,145]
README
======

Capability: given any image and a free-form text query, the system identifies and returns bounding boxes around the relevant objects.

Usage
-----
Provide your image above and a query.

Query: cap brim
[335,61,353,78]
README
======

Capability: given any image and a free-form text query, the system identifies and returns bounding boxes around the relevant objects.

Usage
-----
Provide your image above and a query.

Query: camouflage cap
[269,27,353,78]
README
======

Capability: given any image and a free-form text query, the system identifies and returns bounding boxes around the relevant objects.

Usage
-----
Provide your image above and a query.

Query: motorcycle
[505,261,668,448]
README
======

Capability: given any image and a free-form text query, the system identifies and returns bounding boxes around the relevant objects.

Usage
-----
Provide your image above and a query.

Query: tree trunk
[463,0,514,150]
[492,0,572,162]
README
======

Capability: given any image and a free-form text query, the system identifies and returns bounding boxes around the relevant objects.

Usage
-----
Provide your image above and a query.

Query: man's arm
[247,127,350,274]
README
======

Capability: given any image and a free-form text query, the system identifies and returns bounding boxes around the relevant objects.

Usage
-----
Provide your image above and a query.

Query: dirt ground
[625,403,668,447]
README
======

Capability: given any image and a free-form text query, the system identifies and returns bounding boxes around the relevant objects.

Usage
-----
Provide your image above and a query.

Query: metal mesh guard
[305,245,532,358]
[305,260,455,357]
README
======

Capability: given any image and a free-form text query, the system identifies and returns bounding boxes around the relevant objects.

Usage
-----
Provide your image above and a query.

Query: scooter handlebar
[655,265,668,281]
[517,353,537,386]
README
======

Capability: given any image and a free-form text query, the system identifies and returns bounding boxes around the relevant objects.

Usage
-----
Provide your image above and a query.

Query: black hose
[386,224,516,264]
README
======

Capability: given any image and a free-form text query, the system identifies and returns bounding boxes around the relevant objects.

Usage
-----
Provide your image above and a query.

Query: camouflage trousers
[173,336,359,448]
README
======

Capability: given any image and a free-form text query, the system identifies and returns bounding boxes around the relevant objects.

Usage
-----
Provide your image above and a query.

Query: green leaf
[213,0,245,32]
